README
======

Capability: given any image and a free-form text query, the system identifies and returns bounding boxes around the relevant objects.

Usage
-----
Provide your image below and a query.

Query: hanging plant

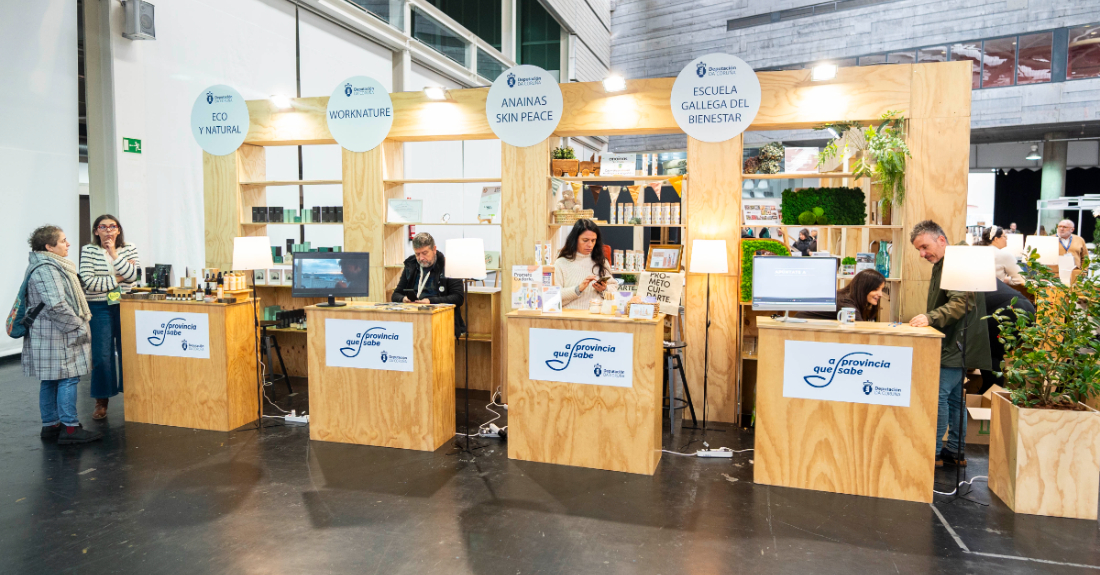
[816,111,911,207]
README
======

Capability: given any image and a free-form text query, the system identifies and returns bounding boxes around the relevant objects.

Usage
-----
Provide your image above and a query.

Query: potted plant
[816,111,911,207]
[986,247,1100,520]
[551,147,579,177]
[840,257,856,277]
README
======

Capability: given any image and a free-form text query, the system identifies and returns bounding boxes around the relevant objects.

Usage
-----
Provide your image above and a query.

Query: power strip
[696,448,734,458]
[285,413,309,426]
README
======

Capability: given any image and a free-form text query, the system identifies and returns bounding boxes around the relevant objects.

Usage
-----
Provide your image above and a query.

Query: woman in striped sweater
[79,215,141,420]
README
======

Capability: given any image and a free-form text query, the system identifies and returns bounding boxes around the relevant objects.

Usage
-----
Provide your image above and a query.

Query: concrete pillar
[84,0,119,219]
[1039,132,1069,234]
[392,48,412,92]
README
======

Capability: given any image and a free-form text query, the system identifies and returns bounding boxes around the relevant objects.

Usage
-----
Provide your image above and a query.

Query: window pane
[859,54,886,66]
[477,49,508,81]
[412,9,468,67]
[1068,25,1100,80]
[348,0,401,28]
[886,51,915,64]
[950,41,982,88]
[982,37,1016,88]
[1017,32,1052,85]
[918,46,947,63]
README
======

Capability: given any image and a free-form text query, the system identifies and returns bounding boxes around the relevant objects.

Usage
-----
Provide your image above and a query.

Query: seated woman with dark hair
[796,269,886,321]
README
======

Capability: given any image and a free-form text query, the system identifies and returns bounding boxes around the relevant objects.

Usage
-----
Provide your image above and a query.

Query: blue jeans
[89,301,123,398]
[40,377,80,427]
[935,367,966,456]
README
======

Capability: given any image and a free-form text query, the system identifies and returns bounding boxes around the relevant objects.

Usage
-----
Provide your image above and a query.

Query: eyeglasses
[97,224,119,231]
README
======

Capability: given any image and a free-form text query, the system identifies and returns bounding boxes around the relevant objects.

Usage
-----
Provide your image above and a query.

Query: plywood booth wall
[204,61,972,423]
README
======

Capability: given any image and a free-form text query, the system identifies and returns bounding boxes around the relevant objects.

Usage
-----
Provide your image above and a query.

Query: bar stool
[260,321,293,395]
[663,340,697,432]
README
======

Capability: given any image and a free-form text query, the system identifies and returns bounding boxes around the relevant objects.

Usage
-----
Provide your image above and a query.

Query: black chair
[260,321,293,395]
[662,340,697,429]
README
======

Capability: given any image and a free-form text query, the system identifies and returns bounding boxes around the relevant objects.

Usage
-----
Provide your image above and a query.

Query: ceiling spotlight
[1025,144,1041,161]
[270,94,292,109]
[424,86,447,100]
[811,63,838,81]
[603,74,626,92]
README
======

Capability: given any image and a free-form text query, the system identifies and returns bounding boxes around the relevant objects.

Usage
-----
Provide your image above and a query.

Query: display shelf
[383,222,499,226]
[383,178,502,186]
[463,333,492,343]
[384,265,502,271]
[255,284,293,289]
[740,224,902,229]
[553,175,678,182]
[241,221,344,226]
[265,327,307,335]
[838,276,903,282]
[240,179,342,186]
[742,173,857,180]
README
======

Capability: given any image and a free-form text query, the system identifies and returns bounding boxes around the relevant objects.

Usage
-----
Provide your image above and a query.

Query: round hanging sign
[670,53,761,143]
[326,75,394,152]
[190,84,250,156]
[486,65,563,148]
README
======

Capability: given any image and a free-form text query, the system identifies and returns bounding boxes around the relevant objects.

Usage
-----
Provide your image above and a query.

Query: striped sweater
[79,243,141,301]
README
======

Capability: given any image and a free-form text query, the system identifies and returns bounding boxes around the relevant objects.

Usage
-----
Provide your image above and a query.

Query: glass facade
[429,0,502,51]
[918,46,947,63]
[1068,25,1100,79]
[950,40,982,89]
[477,48,509,81]
[411,8,468,67]
[518,0,561,79]
[347,0,402,29]
[1017,32,1053,85]
[982,36,1017,88]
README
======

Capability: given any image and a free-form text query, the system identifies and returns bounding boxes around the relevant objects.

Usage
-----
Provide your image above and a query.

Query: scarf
[41,251,92,321]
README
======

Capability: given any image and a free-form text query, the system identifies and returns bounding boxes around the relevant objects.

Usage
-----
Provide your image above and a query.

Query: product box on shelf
[336,207,344,222]
[268,206,284,224]
[252,207,267,223]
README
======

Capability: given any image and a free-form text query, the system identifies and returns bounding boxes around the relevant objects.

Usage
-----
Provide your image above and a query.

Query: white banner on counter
[783,340,914,407]
[325,318,414,372]
[486,65,563,147]
[600,154,637,176]
[529,328,634,387]
[134,311,211,359]
[190,85,250,156]
[670,53,760,143]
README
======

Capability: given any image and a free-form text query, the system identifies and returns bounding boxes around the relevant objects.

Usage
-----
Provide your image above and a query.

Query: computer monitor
[292,252,370,307]
[751,256,837,313]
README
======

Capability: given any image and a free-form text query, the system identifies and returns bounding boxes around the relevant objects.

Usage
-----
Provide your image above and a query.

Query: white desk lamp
[445,238,487,454]
[233,236,274,429]
[689,240,728,448]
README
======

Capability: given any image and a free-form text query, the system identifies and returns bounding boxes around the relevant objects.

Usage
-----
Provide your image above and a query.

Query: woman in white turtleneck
[553,219,618,310]
[980,225,1024,286]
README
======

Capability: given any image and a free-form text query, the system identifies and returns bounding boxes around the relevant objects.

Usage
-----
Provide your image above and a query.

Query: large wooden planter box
[989,391,1100,520]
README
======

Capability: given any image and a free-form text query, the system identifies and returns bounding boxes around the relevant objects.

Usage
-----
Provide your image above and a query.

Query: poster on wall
[670,53,761,143]
[528,328,634,387]
[638,271,684,316]
[478,186,502,222]
[485,65,563,147]
[134,311,211,359]
[324,318,414,372]
[601,154,637,177]
[511,265,541,309]
[190,85,250,156]
[782,340,914,407]
[326,76,394,152]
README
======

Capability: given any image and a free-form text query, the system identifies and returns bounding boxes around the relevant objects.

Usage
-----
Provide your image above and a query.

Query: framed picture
[646,244,684,272]
[253,269,267,286]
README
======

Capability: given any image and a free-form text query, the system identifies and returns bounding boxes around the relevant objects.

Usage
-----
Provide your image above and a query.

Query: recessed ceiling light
[811,63,838,81]
[424,86,447,100]
[603,74,626,92]
[270,94,292,109]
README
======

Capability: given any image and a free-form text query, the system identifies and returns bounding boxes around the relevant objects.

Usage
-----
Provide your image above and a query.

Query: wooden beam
[342,146,386,302]
[244,64,926,145]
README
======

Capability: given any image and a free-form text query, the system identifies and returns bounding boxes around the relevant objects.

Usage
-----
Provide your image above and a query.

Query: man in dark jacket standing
[391,233,466,337]
[908,220,992,468]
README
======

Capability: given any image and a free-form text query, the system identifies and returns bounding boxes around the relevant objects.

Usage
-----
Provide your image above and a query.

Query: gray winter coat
[21,252,91,380]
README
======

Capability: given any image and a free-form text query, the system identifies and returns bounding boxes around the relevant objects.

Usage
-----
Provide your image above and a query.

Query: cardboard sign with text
[638,271,684,315]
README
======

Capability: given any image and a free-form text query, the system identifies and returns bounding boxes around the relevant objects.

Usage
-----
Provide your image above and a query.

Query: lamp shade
[940,246,996,292]
[445,238,487,279]
[1024,235,1059,265]
[689,239,728,274]
[232,236,274,270]
[1005,233,1025,258]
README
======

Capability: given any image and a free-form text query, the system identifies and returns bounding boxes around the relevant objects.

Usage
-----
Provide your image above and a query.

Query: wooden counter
[753,317,944,503]
[506,310,665,475]
[121,299,258,432]
[306,303,455,451]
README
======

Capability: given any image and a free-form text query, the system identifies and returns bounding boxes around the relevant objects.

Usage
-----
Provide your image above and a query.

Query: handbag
[6,262,50,339]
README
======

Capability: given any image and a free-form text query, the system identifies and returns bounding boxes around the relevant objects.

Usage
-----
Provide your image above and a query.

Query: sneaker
[940,448,967,467]
[57,425,104,445]
[40,424,62,440]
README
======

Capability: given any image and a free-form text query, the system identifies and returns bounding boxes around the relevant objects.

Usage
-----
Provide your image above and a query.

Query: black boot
[57,425,103,445]
[40,424,62,440]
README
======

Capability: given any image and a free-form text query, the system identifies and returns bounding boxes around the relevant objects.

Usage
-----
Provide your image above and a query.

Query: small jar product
[624,204,633,223]
[610,203,617,224]
[589,299,602,314]
[613,250,625,271]
[641,205,651,225]
[617,204,624,224]
[672,204,681,225]
[662,203,671,225]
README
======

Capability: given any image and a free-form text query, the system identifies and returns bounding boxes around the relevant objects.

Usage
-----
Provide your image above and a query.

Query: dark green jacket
[926,258,992,370]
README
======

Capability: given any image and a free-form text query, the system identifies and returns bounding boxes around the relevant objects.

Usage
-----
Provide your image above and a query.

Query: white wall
[967,171,996,227]
[0,0,79,357]
[106,0,298,276]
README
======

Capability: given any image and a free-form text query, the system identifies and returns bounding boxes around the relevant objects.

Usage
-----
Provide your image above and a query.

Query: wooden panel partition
[205,61,973,423]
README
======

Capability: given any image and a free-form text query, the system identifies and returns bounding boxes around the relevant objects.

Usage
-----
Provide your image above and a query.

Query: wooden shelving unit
[241,221,343,226]
[383,222,499,226]
[240,179,342,186]
[742,172,856,180]
[383,178,501,186]
[553,175,678,182]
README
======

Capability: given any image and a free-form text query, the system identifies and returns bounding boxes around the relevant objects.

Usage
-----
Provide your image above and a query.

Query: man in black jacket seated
[391,232,466,337]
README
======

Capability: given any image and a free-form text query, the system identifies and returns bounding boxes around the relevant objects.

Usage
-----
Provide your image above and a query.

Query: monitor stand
[776,310,806,323]
[316,295,347,308]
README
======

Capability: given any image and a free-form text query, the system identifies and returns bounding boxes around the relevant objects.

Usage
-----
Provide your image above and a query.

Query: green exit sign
[123,138,141,153]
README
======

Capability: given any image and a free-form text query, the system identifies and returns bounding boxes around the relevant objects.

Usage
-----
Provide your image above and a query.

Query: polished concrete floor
[1,356,1098,575]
